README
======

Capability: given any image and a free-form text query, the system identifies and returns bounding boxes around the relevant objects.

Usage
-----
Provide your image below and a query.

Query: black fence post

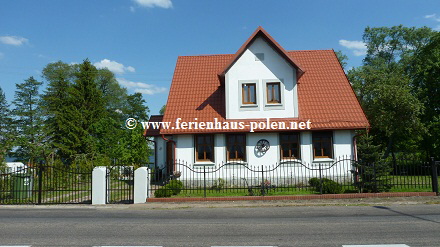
[318,162,323,195]
[37,161,43,205]
[373,162,377,193]
[431,157,439,195]
[203,165,206,198]
[261,165,265,196]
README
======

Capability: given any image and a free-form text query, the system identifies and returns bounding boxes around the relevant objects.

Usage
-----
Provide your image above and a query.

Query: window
[266,82,281,104]
[195,135,214,162]
[312,132,333,158]
[242,83,256,104]
[226,134,246,161]
[280,133,300,159]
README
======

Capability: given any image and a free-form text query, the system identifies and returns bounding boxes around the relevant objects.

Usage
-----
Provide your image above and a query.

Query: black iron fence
[149,156,439,198]
[106,165,134,204]
[0,164,92,204]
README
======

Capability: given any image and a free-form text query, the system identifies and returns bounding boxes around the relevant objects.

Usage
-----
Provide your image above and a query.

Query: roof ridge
[286,49,334,52]
[178,49,336,58]
[178,54,234,58]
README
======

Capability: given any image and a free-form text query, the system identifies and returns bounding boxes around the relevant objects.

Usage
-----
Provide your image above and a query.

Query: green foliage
[354,160,393,193]
[167,180,183,195]
[124,93,149,122]
[0,87,14,163]
[154,180,184,197]
[335,50,348,70]
[409,32,440,159]
[348,25,438,158]
[1,56,153,171]
[39,59,151,166]
[309,177,345,194]
[154,187,172,198]
[210,178,225,191]
[12,76,47,163]
[41,61,76,160]
[159,105,166,115]
[355,133,392,192]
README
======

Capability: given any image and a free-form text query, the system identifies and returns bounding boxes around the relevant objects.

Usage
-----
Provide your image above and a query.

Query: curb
[146,192,437,202]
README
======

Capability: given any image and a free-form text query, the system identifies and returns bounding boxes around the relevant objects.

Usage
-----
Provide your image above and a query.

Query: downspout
[353,133,363,161]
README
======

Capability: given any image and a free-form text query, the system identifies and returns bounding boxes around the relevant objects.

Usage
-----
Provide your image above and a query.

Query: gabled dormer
[219,27,305,119]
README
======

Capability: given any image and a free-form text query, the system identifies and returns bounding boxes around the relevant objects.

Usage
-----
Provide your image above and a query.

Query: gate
[0,164,92,205]
[106,166,134,204]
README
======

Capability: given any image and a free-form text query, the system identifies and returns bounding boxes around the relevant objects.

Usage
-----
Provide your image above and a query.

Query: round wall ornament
[256,139,270,152]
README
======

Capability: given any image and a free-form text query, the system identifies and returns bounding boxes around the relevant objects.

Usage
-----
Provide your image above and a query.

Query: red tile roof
[144,28,369,136]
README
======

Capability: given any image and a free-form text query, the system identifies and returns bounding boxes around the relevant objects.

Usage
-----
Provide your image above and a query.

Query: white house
[145,27,369,181]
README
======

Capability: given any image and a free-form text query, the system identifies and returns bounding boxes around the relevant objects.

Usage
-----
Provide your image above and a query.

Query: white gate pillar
[134,167,150,203]
[92,166,107,205]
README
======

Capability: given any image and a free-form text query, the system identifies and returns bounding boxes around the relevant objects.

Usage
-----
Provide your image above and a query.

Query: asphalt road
[0,204,439,247]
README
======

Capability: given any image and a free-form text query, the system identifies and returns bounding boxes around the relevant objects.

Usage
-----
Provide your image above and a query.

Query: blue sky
[1,0,439,115]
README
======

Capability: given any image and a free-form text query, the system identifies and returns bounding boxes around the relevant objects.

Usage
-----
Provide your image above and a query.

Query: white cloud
[425,14,440,31]
[425,14,440,22]
[117,78,167,95]
[94,59,136,74]
[339,39,367,56]
[0,36,28,46]
[134,0,173,9]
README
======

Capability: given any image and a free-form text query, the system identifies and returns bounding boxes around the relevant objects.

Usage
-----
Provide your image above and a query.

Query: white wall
[214,134,226,164]
[246,132,279,167]
[300,132,313,165]
[175,135,193,164]
[333,130,355,159]
[225,37,298,119]
[170,131,355,180]
[172,131,354,166]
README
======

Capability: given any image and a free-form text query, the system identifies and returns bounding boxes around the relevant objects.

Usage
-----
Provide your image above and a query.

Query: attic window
[255,53,264,61]
[266,82,281,104]
[242,83,257,104]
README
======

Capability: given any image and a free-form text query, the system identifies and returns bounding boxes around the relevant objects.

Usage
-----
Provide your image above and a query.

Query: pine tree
[41,61,76,159]
[12,76,45,163]
[0,87,14,164]
[355,132,392,192]
[63,59,106,156]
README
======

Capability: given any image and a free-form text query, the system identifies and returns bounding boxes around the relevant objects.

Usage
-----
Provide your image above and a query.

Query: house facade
[145,27,369,179]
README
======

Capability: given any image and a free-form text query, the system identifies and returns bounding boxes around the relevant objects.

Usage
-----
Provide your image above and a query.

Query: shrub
[309,177,345,194]
[167,180,183,195]
[309,177,332,188]
[210,178,225,191]
[154,187,172,198]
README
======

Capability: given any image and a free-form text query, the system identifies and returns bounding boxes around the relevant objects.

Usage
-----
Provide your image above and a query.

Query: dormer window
[242,83,256,104]
[266,82,281,104]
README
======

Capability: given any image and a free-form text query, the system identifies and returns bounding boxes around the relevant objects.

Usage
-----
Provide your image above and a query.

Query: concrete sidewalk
[2,195,438,210]
[132,195,440,210]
